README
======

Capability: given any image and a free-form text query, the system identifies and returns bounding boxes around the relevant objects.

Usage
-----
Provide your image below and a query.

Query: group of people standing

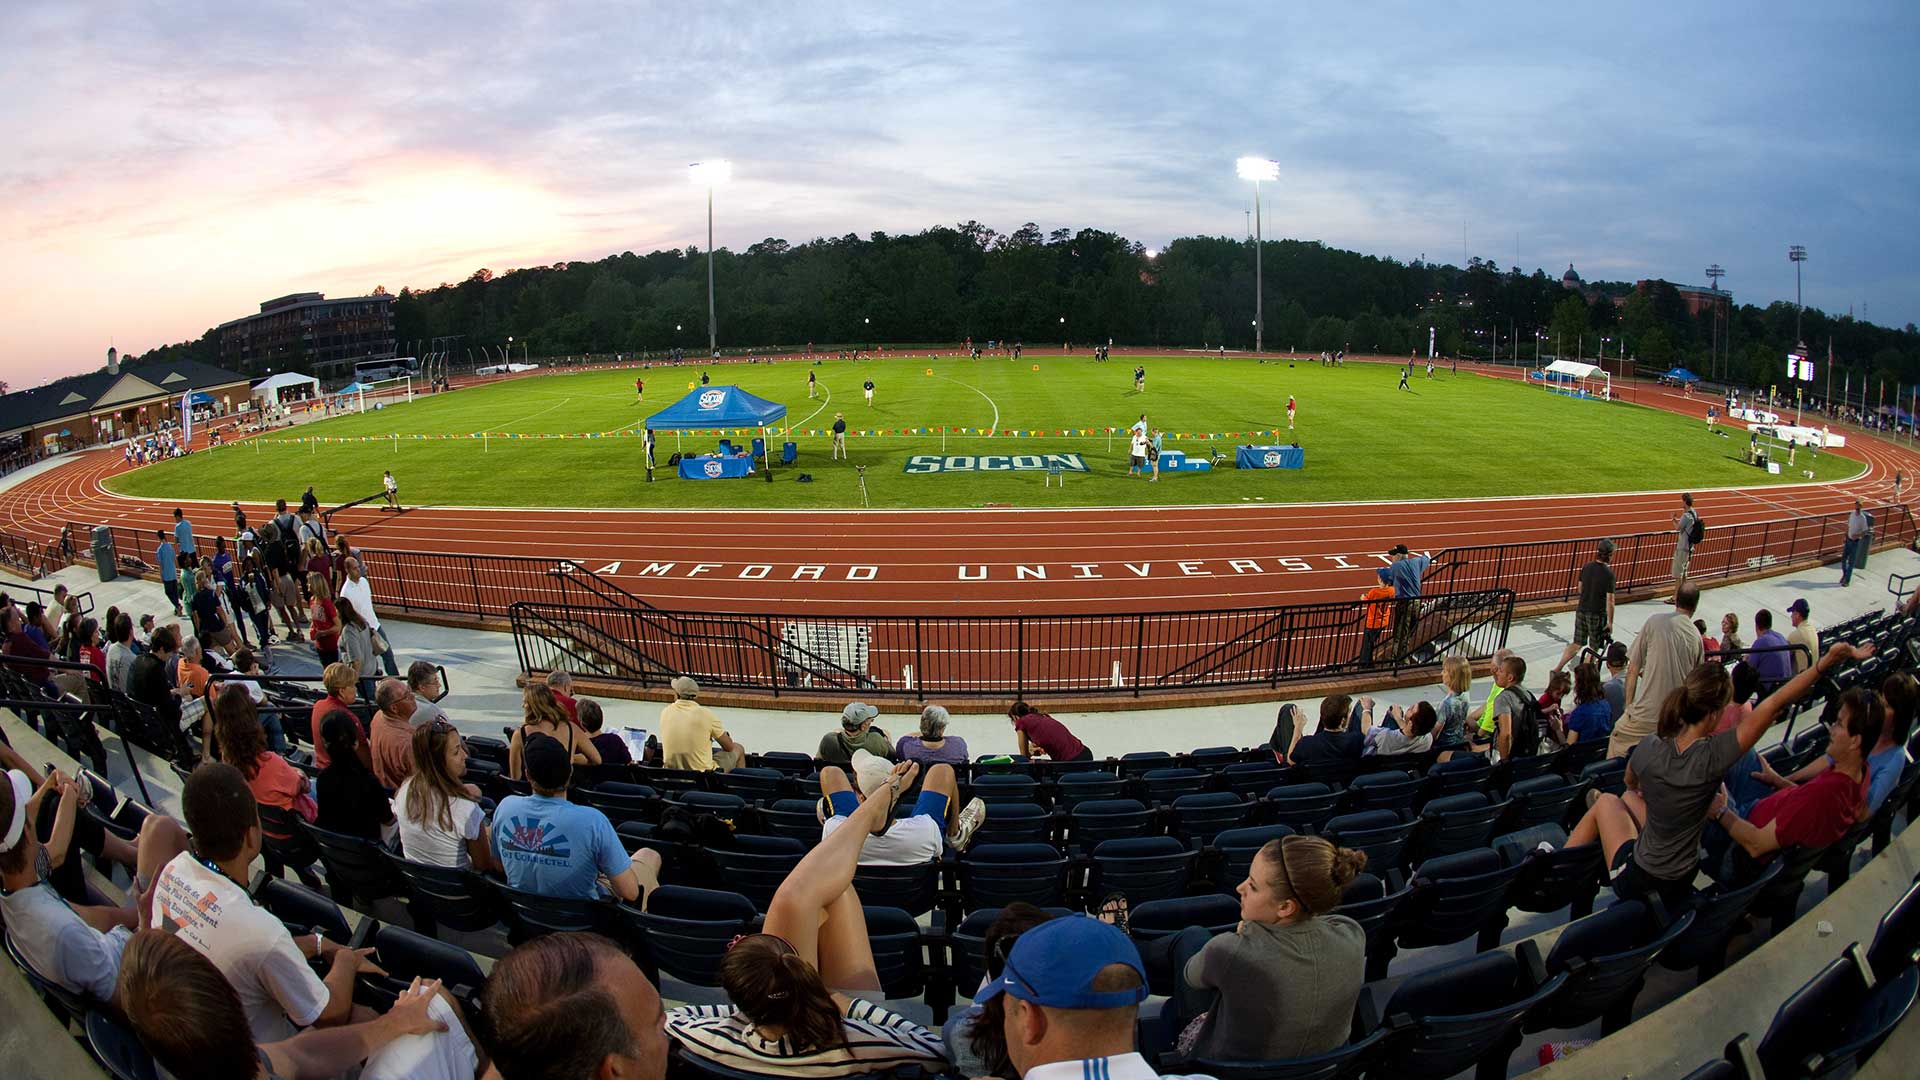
[1128,414,1165,480]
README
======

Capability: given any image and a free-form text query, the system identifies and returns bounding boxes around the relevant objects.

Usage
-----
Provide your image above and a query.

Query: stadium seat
[1188,745,1248,768]
[972,773,1042,806]
[1055,771,1126,809]
[1341,769,1425,814]
[253,875,352,943]
[755,751,815,776]
[1070,799,1158,849]
[629,885,759,988]
[636,766,708,798]
[1816,818,1876,889]
[255,801,324,889]
[1866,877,1920,982]
[1118,751,1176,778]
[1170,792,1252,847]
[1337,872,1412,977]
[1871,759,1920,854]
[84,1009,157,1080]
[711,835,807,912]
[862,906,934,1017]
[1089,836,1197,906]
[302,822,408,913]
[1425,754,1494,800]
[947,906,1077,993]
[1750,843,1833,935]
[1292,756,1363,790]
[1756,948,1919,1078]
[575,781,660,828]
[497,881,618,945]
[385,854,502,936]
[1557,737,1610,777]
[1322,810,1417,874]
[464,734,509,771]
[358,922,488,1012]
[677,790,749,817]
[759,798,825,845]
[1497,830,1603,920]
[1413,792,1511,863]
[971,801,1054,846]
[1141,767,1209,803]
[1220,761,1286,799]
[1263,782,1342,833]
[1498,775,1588,834]
[1658,861,1784,984]
[1128,894,1240,995]
[1177,1027,1391,1080]
[1362,943,1567,1080]
[959,843,1072,911]
[1380,848,1524,979]
[852,860,942,918]
[1528,899,1697,1035]
[1209,824,1293,891]
[1678,1036,1762,1080]
[713,766,791,803]
[7,930,95,1023]
[1490,748,1564,792]
[1581,757,1628,797]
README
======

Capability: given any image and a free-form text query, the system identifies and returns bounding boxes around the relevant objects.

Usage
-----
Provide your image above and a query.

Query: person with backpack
[1672,493,1703,585]
[1475,654,1541,760]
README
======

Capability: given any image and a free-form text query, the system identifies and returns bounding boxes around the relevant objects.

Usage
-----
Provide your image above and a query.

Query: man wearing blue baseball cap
[975,915,1214,1080]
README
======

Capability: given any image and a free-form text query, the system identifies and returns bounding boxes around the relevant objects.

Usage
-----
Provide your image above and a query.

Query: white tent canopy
[1544,359,1602,378]
[250,371,320,408]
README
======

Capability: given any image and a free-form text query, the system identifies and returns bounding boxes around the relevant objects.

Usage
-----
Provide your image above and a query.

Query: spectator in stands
[105,612,137,693]
[1609,581,1705,759]
[1720,612,1744,655]
[1561,663,1613,746]
[155,529,182,616]
[668,762,948,1074]
[1672,493,1699,584]
[213,685,313,829]
[1434,656,1474,756]
[150,763,379,1041]
[308,663,366,770]
[304,535,333,594]
[580,698,631,764]
[191,568,237,651]
[1751,671,1915,815]
[493,733,657,903]
[238,551,275,645]
[1268,703,1304,764]
[1786,598,1819,675]
[257,521,305,642]
[970,914,1155,1080]
[1556,539,1616,673]
[1148,835,1367,1063]
[546,669,581,723]
[0,766,187,1000]
[1008,701,1092,762]
[74,617,104,682]
[1481,654,1539,760]
[818,751,985,864]
[127,625,181,740]
[368,678,420,789]
[316,711,395,842]
[659,675,743,771]
[1357,580,1393,661]
[1375,543,1430,598]
[178,635,216,754]
[2,602,53,688]
[1713,662,1763,737]
[1365,701,1437,756]
[1538,669,1571,725]
[1712,678,1884,872]
[944,904,1058,1079]
[482,933,669,1080]
[820,701,893,765]
[1290,694,1364,765]
[508,683,599,779]
[1748,608,1793,687]
[172,506,197,570]
[896,704,969,765]
[396,719,500,874]
[1565,642,1867,911]
[307,570,340,666]
[116,930,478,1080]
[407,660,447,728]
[219,647,287,751]
[27,600,56,649]
[338,597,377,701]
[337,557,398,676]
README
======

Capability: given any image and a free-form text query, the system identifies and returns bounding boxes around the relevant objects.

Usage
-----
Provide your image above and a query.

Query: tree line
[128,221,1920,398]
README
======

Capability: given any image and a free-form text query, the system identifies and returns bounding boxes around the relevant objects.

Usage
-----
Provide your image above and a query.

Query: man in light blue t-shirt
[492,733,657,903]
[154,529,181,616]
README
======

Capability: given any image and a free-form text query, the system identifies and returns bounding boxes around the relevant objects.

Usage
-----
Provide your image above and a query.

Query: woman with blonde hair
[1435,655,1474,755]
[306,570,339,665]
[396,719,501,872]
[303,535,333,592]
[1154,835,1369,1063]
[507,682,599,779]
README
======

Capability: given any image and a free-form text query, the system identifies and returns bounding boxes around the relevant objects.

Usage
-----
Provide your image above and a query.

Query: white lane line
[793,383,833,431]
[932,374,999,434]
[495,397,572,430]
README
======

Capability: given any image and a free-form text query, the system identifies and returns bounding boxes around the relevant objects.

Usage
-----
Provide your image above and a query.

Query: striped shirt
[666,998,947,1077]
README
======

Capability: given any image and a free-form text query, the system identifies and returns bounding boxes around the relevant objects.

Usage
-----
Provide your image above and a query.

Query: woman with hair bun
[1565,641,1870,911]
[1154,834,1369,1063]
[667,760,947,1075]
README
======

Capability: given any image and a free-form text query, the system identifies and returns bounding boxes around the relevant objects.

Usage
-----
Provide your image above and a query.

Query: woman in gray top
[1160,835,1368,1063]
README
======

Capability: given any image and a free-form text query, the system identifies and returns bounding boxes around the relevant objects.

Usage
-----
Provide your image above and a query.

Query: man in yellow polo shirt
[659,676,743,771]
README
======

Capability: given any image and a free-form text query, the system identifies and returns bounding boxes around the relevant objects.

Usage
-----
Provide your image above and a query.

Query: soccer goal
[354,375,415,413]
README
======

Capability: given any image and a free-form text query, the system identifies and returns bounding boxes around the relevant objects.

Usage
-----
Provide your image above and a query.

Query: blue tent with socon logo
[643,385,788,430]
[1662,367,1701,383]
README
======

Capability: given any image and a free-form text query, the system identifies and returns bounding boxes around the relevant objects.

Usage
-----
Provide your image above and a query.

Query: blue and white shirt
[1024,1052,1217,1080]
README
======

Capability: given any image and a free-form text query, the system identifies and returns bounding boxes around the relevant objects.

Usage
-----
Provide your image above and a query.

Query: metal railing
[1425,503,1918,606]
[0,528,65,579]
[508,587,1515,699]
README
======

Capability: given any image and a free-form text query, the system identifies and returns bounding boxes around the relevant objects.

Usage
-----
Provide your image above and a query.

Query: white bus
[352,356,419,384]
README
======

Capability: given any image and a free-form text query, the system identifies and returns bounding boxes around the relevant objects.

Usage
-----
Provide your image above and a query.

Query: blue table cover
[1235,445,1304,469]
[679,454,754,479]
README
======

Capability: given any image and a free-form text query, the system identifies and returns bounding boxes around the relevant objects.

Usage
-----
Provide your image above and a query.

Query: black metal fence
[508,587,1516,699]
[0,528,64,579]
[1424,503,1918,606]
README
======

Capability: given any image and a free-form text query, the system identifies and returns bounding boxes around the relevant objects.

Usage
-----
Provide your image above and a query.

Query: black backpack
[1689,515,1707,545]
[1507,690,1545,759]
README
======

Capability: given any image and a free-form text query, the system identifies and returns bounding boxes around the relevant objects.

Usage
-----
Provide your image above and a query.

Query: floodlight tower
[689,160,733,358]
[1236,157,1279,353]
[1789,245,1808,349]
[1705,264,1725,379]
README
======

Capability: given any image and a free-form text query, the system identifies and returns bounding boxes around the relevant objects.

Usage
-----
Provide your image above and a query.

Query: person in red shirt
[1358,584,1393,663]
[1711,687,1882,863]
[546,670,581,725]
[1007,701,1091,762]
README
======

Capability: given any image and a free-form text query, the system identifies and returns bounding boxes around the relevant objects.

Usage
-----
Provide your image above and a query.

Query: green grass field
[107,357,1860,509]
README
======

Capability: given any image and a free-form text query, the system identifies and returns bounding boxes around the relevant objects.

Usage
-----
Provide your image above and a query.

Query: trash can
[91,526,117,583]
[1856,528,1872,571]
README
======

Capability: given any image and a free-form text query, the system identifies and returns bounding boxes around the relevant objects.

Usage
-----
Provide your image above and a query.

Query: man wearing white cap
[817,749,985,866]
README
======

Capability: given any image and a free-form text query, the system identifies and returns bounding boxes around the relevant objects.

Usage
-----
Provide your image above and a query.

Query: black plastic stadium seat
[1528,899,1697,1035]
[1089,836,1196,906]
[959,843,1072,911]
[1756,947,1919,1077]
[1362,943,1567,1080]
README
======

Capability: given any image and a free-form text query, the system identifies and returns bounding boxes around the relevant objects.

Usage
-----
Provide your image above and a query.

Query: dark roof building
[216,292,396,377]
[0,349,253,452]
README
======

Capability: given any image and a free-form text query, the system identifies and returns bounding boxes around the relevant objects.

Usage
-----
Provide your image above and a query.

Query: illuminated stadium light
[688,160,733,186]
[1235,156,1279,182]
[1236,158,1278,352]
[689,160,734,358]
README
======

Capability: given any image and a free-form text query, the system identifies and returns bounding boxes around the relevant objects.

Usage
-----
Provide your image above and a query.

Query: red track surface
[3,359,1913,615]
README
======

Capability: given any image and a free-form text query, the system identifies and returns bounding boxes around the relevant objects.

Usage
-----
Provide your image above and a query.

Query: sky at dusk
[3,2,1916,386]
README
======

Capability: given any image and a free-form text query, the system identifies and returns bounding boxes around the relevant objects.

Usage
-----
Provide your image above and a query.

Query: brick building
[216,291,396,377]
[0,349,253,458]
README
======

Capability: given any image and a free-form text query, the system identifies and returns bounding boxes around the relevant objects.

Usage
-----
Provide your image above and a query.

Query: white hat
[849,749,891,797]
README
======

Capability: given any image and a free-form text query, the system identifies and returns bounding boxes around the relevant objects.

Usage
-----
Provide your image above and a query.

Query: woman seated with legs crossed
[667,760,949,1075]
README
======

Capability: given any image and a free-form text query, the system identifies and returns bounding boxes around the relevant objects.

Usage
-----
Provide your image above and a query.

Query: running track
[2,358,1913,615]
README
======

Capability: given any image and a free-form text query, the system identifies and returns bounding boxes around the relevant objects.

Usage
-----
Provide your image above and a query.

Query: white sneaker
[950,798,987,851]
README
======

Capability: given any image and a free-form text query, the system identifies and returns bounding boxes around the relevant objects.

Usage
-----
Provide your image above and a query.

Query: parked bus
[352,356,419,384]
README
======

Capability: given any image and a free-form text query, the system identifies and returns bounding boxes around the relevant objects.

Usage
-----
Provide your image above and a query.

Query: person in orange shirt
[1359,584,1394,663]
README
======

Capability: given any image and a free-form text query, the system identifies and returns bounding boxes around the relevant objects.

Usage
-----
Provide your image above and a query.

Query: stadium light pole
[689,160,733,360]
[1236,157,1279,354]
[1788,245,1808,350]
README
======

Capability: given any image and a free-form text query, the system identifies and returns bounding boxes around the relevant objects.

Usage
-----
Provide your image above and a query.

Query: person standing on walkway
[155,530,182,616]
[1286,395,1296,432]
[337,557,398,677]
[172,508,197,571]
[831,413,848,460]
[1672,493,1700,586]
[1555,539,1616,672]
[1608,580,1704,759]
[1840,499,1871,586]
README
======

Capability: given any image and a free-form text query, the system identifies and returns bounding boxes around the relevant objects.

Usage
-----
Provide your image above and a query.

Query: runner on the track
[635,376,644,402]
[382,470,399,509]
[1397,366,1411,392]
[1133,365,1146,393]
[808,369,818,399]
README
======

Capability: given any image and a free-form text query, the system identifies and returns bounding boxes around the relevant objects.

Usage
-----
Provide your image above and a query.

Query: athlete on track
[863,378,875,407]
[808,369,818,399]
[635,377,645,402]
[1133,364,1146,393]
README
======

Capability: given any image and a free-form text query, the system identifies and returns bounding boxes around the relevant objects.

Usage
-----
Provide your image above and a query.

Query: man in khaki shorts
[1609,580,1705,759]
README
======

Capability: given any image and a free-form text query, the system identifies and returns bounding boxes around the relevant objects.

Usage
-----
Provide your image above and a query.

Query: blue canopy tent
[643,385,790,478]
[187,391,216,405]
[1662,367,1702,384]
